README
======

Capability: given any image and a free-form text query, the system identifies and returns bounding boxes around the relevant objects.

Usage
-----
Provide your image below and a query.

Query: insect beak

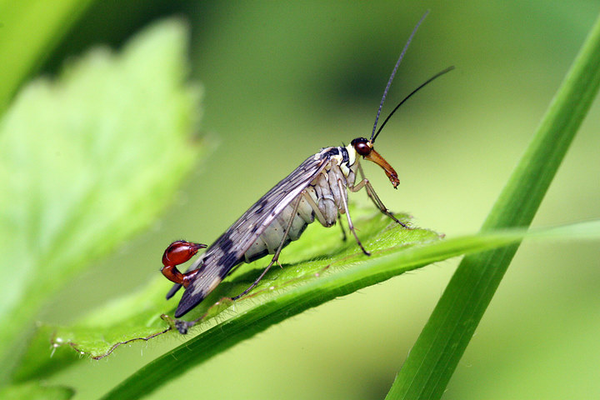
[364,149,400,188]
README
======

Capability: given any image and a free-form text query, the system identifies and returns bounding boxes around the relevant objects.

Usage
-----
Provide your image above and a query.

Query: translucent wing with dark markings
[171,150,333,317]
[163,13,453,322]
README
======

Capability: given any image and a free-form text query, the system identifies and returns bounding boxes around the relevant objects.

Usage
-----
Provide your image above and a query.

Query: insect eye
[351,137,372,156]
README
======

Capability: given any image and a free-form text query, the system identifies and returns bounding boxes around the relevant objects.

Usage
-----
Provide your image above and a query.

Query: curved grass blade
[386,12,600,400]
[100,220,600,400]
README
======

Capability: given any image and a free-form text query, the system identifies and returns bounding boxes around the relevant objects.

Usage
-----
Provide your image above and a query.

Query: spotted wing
[172,151,332,317]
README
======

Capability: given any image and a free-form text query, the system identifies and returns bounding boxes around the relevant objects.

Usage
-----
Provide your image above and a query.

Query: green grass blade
[0,0,97,113]
[99,221,600,400]
[386,12,600,400]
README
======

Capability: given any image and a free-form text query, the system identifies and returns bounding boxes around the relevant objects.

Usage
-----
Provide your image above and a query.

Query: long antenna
[370,10,429,141]
[372,66,455,142]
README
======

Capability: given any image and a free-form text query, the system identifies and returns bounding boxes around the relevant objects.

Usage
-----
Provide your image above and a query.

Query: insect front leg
[352,164,408,228]
[232,195,303,301]
[336,178,371,256]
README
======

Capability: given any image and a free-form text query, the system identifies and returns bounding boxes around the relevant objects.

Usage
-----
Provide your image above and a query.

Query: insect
[161,13,453,321]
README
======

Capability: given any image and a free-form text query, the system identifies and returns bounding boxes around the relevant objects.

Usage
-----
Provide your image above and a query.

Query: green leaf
[0,19,202,385]
[99,220,600,400]
[0,0,97,113]
[0,381,74,400]
[386,11,600,400]
[15,211,439,380]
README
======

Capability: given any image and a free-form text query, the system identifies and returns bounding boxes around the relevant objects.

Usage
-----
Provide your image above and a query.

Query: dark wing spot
[218,251,242,270]
[219,238,234,253]
[255,198,269,214]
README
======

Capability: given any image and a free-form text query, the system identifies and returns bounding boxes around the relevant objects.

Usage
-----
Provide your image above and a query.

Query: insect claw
[175,320,192,335]
[356,242,370,256]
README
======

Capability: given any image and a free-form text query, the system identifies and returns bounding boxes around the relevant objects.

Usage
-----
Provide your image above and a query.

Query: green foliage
[11,212,437,382]
[101,220,600,400]
[1,3,599,400]
[0,0,96,112]
[0,381,74,400]
[0,18,202,395]
[386,12,600,400]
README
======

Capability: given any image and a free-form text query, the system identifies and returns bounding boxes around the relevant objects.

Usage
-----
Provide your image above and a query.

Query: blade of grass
[0,0,97,113]
[99,221,600,400]
[386,12,600,400]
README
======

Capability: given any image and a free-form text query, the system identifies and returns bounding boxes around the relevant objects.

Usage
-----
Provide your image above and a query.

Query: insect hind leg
[231,256,276,300]
[232,195,302,301]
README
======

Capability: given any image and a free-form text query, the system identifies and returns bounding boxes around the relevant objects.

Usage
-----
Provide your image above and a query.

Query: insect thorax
[315,144,360,181]
[242,145,359,263]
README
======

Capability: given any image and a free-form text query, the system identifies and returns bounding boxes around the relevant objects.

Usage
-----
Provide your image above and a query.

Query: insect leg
[337,214,348,241]
[336,178,371,256]
[301,190,331,227]
[353,164,408,228]
[232,195,303,301]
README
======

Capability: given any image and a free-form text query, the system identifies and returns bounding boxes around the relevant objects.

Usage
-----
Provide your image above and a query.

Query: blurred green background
[11,0,599,398]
